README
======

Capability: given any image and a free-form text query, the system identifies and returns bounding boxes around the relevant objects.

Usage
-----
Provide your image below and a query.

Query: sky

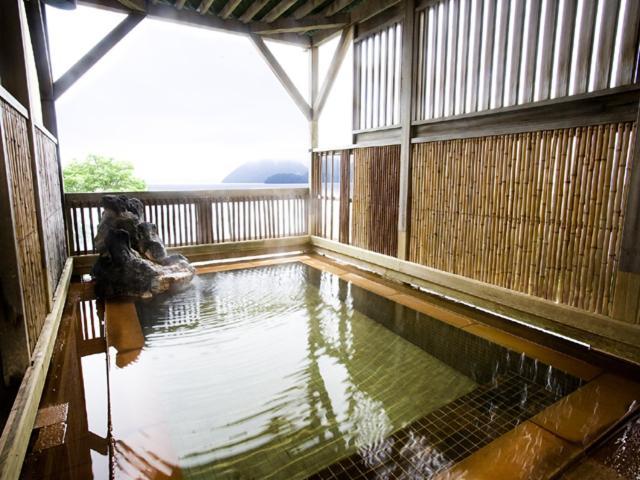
[46,4,352,185]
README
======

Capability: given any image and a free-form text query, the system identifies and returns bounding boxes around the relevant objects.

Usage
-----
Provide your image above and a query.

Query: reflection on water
[120,263,476,479]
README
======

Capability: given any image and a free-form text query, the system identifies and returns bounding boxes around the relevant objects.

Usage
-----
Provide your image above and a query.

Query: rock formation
[92,195,195,298]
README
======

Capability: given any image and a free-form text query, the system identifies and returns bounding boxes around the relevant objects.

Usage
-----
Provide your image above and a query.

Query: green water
[114,263,476,479]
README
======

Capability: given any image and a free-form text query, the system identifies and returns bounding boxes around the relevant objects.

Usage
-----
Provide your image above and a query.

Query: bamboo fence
[409,122,636,316]
[352,145,401,256]
[1,100,49,352]
[34,128,66,296]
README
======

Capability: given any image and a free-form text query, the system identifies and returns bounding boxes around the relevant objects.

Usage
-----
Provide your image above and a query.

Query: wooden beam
[219,0,242,18]
[314,27,352,115]
[73,236,312,274]
[24,0,57,135]
[143,1,310,46]
[197,0,216,14]
[309,45,319,235]
[0,258,72,480]
[323,0,356,16]
[350,0,402,23]
[250,34,312,120]
[293,0,326,19]
[251,13,349,34]
[310,27,343,46]
[262,0,299,22]
[53,13,144,100]
[396,0,415,260]
[78,0,311,47]
[239,0,271,23]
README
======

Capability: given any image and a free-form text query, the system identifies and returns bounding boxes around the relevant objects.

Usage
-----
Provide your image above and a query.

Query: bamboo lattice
[352,145,401,257]
[409,123,636,316]
[1,101,49,352]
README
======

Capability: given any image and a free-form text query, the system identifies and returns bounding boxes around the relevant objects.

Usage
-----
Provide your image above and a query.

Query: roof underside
[72,0,402,46]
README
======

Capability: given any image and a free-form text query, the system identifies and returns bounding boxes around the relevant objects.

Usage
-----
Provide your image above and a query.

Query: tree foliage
[63,155,147,193]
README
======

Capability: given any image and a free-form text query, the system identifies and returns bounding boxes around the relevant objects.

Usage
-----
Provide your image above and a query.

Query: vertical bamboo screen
[34,128,66,296]
[409,123,636,316]
[412,0,640,121]
[354,22,403,130]
[352,146,401,256]
[1,101,49,352]
[313,145,401,257]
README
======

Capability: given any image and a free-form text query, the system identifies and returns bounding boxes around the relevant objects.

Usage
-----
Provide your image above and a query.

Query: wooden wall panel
[34,128,66,295]
[409,123,636,318]
[411,0,640,123]
[1,101,49,352]
[352,145,401,257]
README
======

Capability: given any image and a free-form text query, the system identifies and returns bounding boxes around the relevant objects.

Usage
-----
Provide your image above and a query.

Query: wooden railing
[65,188,309,256]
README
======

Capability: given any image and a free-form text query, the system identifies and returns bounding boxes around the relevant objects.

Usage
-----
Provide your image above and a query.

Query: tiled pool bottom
[105,261,584,479]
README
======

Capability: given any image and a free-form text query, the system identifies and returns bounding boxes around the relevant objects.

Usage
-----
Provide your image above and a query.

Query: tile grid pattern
[307,372,569,480]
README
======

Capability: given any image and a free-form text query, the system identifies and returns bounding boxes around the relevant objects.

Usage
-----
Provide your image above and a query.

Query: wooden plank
[456,0,471,114]
[219,0,243,18]
[323,0,356,16]
[73,236,312,274]
[351,0,402,23]
[250,34,312,120]
[396,0,415,259]
[504,0,524,107]
[262,0,298,22]
[570,0,597,94]
[612,0,640,87]
[239,0,271,22]
[466,0,482,112]
[293,0,326,19]
[445,0,458,116]
[519,0,541,104]
[551,0,576,98]
[53,14,144,100]
[490,0,509,109]
[251,13,349,34]
[314,27,353,115]
[197,0,216,14]
[478,0,495,111]
[0,258,72,480]
[412,84,639,141]
[65,186,309,203]
[590,0,620,91]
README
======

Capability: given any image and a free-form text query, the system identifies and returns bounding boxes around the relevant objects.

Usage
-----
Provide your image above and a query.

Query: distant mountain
[223,160,307,183]
[265,172,308,184]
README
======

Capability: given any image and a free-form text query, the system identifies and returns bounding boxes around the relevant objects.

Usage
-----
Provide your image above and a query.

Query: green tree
[63,154,147,193]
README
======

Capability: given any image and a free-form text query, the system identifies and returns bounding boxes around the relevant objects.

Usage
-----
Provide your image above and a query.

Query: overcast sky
[46,5,352,185]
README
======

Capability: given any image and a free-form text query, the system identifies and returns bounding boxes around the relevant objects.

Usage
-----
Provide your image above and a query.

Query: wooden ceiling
[76,0,402,46]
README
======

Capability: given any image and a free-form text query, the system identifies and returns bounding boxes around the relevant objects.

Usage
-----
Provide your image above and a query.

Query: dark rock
[91,195,195,299]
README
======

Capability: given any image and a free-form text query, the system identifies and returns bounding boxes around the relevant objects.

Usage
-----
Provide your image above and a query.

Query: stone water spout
[91,194,195,298]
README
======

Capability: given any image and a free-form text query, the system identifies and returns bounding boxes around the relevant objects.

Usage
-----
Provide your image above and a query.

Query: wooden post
[612,103,640,323]
[397,0,416,260]
[309,44,319,236]
[15,0,55,308]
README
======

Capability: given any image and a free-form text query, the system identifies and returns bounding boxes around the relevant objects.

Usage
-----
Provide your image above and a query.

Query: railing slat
[64,188,309,255]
